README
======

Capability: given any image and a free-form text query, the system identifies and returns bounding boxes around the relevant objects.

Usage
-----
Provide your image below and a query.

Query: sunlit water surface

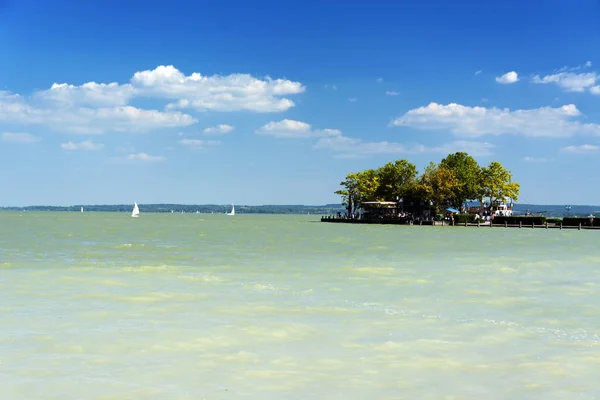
[1,212,599,399]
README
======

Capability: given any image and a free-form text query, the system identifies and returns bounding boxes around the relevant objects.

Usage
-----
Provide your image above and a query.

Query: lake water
[1,212,599,399]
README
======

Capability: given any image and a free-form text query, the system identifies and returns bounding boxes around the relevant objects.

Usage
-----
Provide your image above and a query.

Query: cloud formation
[0,65,305,134]
[561,144,599,154]
[531,62,599,94]
[495,71,519,84]
[524,156,553,163]
[61,140,104,150]
[256,119,493,158]
[256,119,341,139]
[391,102,600,138]
[314,136,494,158]
[127,152,165,162]
[203,124,234,135]
[178,139,221,149]
[0,91,196,134]
[532,72,598,93]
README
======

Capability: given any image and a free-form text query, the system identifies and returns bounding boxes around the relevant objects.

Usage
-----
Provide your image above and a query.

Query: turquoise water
[1,212,599,399]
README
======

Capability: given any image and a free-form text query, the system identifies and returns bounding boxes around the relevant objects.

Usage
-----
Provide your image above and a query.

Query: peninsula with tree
[326,151,525,224]
[324,152,598,229]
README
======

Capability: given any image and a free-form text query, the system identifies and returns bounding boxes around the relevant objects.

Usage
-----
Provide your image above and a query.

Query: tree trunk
[347,197,353,218]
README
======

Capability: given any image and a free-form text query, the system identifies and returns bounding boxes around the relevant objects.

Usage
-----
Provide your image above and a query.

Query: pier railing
[320,216,598,230]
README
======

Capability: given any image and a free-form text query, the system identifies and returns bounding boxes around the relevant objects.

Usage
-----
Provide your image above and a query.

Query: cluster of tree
[335,152,520,215]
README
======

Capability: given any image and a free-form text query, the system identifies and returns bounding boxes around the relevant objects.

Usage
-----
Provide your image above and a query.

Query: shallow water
[1,212,599,399]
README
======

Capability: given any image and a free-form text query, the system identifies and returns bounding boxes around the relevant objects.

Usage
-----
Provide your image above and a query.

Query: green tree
[417,162,460,212]
[335,170,381,216]
[439,152,482,208]
[335,172,359,217]
[355,169,380,204]
[375,159,418,201]
[480,161,520,204]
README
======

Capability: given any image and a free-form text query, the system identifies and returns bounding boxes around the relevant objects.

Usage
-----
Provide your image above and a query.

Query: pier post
[519,221,522,228]
[532,222,535,229]
[545,223,548,229]
[477,221,480,227]
[464,221,467,227]
[505,221,507,228]
[560,223,562,230]
[578,223,581,230]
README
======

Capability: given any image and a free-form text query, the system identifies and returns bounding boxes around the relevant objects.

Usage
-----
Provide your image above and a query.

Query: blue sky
[1,0,600,206]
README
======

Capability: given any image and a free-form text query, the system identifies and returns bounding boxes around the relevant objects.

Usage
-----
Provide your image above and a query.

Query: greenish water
[1,212,599,399]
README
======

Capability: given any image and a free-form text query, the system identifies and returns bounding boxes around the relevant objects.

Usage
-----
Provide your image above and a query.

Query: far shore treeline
[335,152,520,216]
[0,204,344,215]
[1,203,599,218]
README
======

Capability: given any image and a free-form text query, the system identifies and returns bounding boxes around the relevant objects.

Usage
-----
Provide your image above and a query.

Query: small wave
[244,282,291,294]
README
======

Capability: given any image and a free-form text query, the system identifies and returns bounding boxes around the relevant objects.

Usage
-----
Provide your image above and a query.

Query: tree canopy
[335,152,520,214]
[374,160,418,201]
[480,161,520,204]
[415,162,460,210]
[439,152,482,208]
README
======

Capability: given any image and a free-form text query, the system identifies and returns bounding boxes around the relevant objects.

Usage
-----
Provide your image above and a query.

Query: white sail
[131,202,140,218]
[227,204,235,216]
[81,207,84,213]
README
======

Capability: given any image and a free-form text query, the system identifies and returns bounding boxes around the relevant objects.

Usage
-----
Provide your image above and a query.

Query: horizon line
[1,202,600,208]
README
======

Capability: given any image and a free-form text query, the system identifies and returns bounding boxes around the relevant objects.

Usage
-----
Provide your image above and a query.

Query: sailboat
[226,204,235,216]
[131,202,140,218]
[80,207,84,213]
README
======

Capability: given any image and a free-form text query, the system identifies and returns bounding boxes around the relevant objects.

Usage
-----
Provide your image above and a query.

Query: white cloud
[385,91,400,96]
[561,144,599,154]
[376,78,383,83]
[524,156,553,163]
[0,91,196,134]
[531,62,599,94]
[314,135,494,158]
[203,124,234,135]
[178,139,221,149]
[474,70,482,75]
[557,61,593,72]
[532,72,598,92]
[257,118,493,158]
[0,132,40,144]
[348,97,357,102]
[255,119,341,139]
[495,71,519,84]
[391,102,600,138]
[61,140,104,151]
[35,82,134,107]
[324,84,337,91]
[134,65,304,112]
[127,152,165,162]
[0,65,304,134]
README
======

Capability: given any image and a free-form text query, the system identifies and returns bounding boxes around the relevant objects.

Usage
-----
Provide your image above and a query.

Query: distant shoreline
[0,204,344,215]
[1,203,599,217]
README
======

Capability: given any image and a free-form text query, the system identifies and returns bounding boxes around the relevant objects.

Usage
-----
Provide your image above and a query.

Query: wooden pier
[320,217,599,230]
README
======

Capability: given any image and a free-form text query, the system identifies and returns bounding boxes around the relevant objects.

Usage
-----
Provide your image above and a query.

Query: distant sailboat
[131,202,140,218]
[81,207,84,213]
[226,204,235,216]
